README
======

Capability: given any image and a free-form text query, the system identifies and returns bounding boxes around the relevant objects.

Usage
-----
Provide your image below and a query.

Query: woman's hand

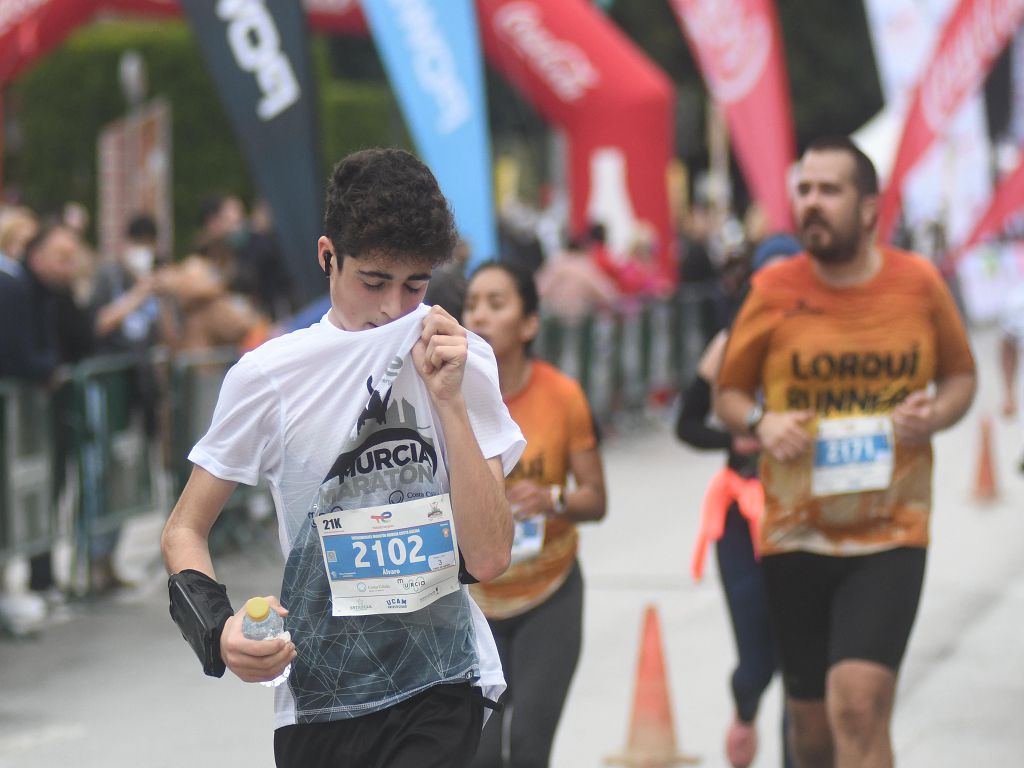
[507,481,553,520]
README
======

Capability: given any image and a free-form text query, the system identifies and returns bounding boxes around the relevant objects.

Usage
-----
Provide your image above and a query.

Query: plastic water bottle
[242,596,291,688]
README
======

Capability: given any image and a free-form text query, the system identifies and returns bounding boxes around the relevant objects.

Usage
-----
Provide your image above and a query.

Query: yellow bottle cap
[245,596,271,622]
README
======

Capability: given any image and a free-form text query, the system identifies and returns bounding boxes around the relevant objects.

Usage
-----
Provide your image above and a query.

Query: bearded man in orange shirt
[716,136,976,768]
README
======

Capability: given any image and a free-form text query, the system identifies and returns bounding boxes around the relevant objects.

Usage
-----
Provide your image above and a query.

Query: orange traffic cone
[973,415,998,503]
[606,605,700,767]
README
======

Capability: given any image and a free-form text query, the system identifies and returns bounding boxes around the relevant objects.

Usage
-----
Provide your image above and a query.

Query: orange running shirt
[718,248,975,556]
[470,360,597,619]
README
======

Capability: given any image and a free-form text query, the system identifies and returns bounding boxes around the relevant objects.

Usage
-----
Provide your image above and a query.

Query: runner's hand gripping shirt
[190,305,525,728]
[717,248,974,556]
[471,361,597,619]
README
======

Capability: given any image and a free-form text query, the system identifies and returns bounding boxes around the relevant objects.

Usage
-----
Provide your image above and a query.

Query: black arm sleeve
[674,375,732,451]
[168,569,234,678]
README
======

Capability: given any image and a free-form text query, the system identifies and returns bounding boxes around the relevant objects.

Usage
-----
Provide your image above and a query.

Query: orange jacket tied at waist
[691,467,764,581]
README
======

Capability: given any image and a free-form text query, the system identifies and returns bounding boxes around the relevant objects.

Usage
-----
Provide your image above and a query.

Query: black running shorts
[274,682,484,768]
[761,546,927,700]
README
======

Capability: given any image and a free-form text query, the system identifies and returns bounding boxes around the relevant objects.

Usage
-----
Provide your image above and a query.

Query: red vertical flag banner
[478,0,675,278]
[948,154,1024,265]
[879,0,1024,242]
[669,0,796,233]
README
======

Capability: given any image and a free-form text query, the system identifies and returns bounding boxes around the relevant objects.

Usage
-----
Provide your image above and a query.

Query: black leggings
[471,560,583,768]
[717,504,792,767]
[716,504,777,722]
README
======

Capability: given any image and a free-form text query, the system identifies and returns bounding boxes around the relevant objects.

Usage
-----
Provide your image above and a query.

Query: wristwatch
[744,403,765,435]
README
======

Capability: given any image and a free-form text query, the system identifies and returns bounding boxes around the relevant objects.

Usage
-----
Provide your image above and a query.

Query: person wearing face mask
[88,213,170,592]
[463,262,608,768]
[93,214,167,356]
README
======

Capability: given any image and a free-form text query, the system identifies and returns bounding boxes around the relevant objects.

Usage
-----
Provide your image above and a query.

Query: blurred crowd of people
[492,189,792,344]
[0,194,297,633]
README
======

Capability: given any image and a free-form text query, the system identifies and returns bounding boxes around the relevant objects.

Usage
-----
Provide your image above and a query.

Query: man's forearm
[435,396,512,582]
[932,372,977,432]
[716,388,758,435]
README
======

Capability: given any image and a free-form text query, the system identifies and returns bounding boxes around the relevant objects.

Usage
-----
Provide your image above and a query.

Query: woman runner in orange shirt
[463,262,608,768]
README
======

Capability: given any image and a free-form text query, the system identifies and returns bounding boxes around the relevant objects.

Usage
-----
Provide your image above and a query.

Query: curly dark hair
[323,148,457,267]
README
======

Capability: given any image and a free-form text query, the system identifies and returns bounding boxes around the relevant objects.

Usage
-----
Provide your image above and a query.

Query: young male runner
[716,136,976,768]
[162,148,525,767]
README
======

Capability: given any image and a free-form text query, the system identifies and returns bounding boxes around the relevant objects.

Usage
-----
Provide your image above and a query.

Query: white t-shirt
[190,304,525,728]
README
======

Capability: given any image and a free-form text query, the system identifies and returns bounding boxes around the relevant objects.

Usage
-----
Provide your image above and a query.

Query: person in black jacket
[13,224,94,599]
[675,234,799,768]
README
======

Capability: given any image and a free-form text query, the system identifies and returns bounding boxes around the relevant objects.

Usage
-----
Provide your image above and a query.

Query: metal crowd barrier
[0,382,56,566]
[534,286,721,424]
[0,285,722,581]
[69,353,163,585]
[167,347,244,493]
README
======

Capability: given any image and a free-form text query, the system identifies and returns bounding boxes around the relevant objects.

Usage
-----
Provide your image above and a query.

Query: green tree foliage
[5,20,401,256]
[7,20,247,254]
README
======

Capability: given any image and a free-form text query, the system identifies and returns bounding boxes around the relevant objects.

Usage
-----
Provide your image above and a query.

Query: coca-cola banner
[478,0,675,278]
[878,0,1024,241]
[863,0,992,248]
[669,0,796,233]
[950,154,1024,262]
[0,0,97,85]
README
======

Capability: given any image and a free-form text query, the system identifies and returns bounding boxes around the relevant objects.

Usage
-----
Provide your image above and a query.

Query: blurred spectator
[194,193,246,285]
[195,193,246,253]
[239,199,297,320]
[62,201,90,238]
[621,223,671,297]
[159,252,265,352]
[742,202,769,245]
[589,221,666,298]
[85,213,171,592]
[61,202,100,305]
[498,216,546,275]
[92,213,170,426]
[19,224,95,604]
[588,221,618,283]
[0,206,39,263]
[536,236,620,321]
[424,237,470,318]
[751,233,802,273]
[2,223,92,382]
[196,194,296,321]
[678,203,716,284]
[716,243,755,327]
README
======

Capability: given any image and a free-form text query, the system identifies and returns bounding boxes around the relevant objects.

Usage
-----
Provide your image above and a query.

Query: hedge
[5,19,406,257]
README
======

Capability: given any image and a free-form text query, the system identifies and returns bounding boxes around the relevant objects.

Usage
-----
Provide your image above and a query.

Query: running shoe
[725,716,758,768]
